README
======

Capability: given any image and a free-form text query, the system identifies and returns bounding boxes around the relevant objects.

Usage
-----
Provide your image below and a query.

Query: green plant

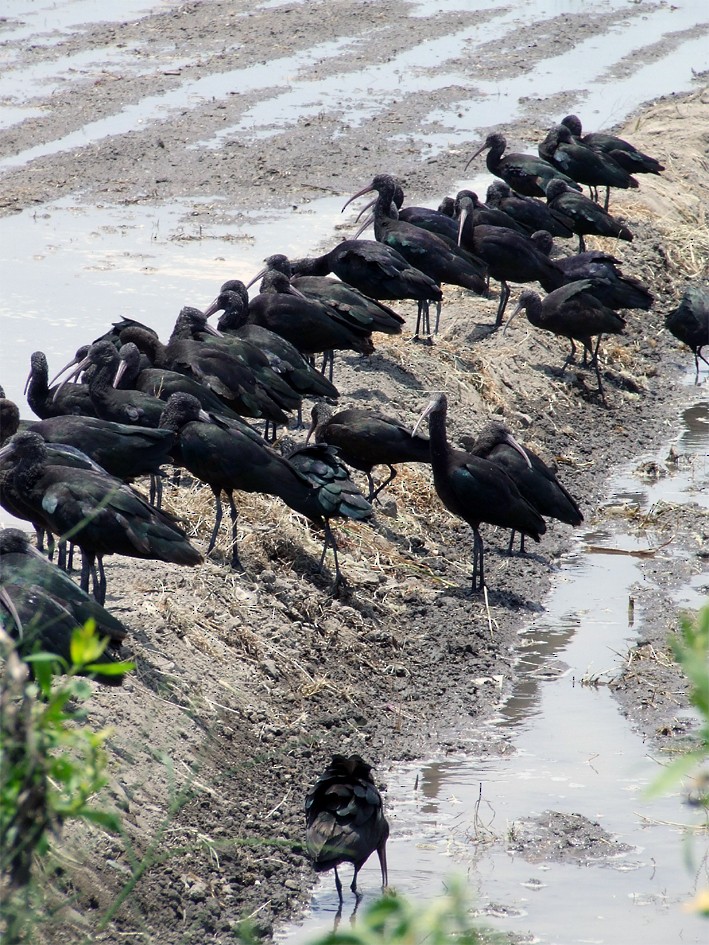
[0,621,133,943]
[254,880,490,945]
[647,604,709,915]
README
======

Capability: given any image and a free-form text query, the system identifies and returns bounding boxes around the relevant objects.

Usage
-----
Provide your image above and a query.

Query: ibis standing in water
[305,754,389,903]
[413,393,545,592]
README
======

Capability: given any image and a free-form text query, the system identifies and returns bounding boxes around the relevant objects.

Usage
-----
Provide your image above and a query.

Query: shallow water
[284,392,709,945]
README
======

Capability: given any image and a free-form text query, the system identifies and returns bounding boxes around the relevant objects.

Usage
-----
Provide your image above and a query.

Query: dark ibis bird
[112,340,248,421]
[307,401,431,500]
[530,230,653,312]
[455,191,566,326]
[278,436,373,586]
[412,393,546,591]
[343,174,487,336]
[485,180,574,238]
[0,430,202,603]
[545,179,634,253]
[561,115,665,177]
[201,282,339,403]
[160,393,366,585]
[0,527,129,682]
[289,240,442,338]
[167,306,301,428]
[237,271,375,382]
[460,422,583,552]
[465,132,582,198]
[24,350,97,420]
[538,123,638,209]
[665,283,709,378]
[305,754,389,902]
[54,341,168,428]
[505,282,626,396]
[245,256,405,338]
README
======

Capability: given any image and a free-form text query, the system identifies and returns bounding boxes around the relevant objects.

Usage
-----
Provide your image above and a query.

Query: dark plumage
[24,350,97,420]
[455,191,566,326]
[0,527,129,683]
[246,256,404,337]
[279,437,373,585]
[203,284,339,402]
[305,754,389,902]
[506,283,626,395]
[56,341,167,428]
[0,431,202,603]
[413,394,546,591]
[160,393,364,585]
[241,271,375,382]
[343,174,487,336]
[539,123,638,207]
[460,422,583,552]
[485,181,574,238]
[562,115,665,177]
[545,179,634,253]
[665,283,709,378]
[531,231,653,311]
[307,401,431,500]
[290,240,442,336]
[465,132,582,198]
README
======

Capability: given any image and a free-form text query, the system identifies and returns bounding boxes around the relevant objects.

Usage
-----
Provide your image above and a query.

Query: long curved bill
[341,182,377,214]
[503,431,532,469]
[464,141,487,172]
[502,300,523,337]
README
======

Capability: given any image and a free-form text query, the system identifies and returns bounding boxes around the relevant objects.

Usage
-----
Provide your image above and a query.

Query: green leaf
[78,808,122,833]
[85,660,135,677]
[645,751,706,799]
[69,620,107,667]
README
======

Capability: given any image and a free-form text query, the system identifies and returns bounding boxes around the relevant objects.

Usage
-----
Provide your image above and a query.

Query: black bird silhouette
[561,115,665,177]
[455,192,566,326]
[160,393,366,585]
[246,256,404,337]
[545,179,634,253]
[665,283,709,378]
[460,422,583,552]
[278,436,373,585]
[305,754,389,903]
[290,240,442,338]
[0,430,202,603]
[238,271,375,382]
[485,180,574,238]
[0,527,129,683]
[113,340,248,420]
[343,174,487,336]
[465,132,581,198]
[413,393,545,591]
[530,230,653,312]
[54,341,168,428]
[24,350,97,420]
[307,401,431,500]
[202,282,339,404]
[506,282,626,396]
[539,123,638,208]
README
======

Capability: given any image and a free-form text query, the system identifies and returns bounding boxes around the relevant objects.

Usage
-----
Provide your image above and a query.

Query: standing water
[284,391,709,943]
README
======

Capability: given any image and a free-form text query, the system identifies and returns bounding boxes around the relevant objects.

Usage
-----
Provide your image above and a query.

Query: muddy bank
[1,1,709,941]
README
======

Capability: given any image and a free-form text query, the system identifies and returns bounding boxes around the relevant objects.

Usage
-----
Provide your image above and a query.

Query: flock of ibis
[1,111,706,902]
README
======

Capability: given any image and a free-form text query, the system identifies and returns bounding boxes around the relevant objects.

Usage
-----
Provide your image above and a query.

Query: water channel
[284,391,709,944]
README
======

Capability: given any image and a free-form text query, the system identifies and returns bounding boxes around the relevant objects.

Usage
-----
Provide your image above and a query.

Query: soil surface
[2,2,709,942]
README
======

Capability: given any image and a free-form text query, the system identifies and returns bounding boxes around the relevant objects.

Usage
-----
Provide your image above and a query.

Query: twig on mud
[483,586,495,639]
[266,789,291,819]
